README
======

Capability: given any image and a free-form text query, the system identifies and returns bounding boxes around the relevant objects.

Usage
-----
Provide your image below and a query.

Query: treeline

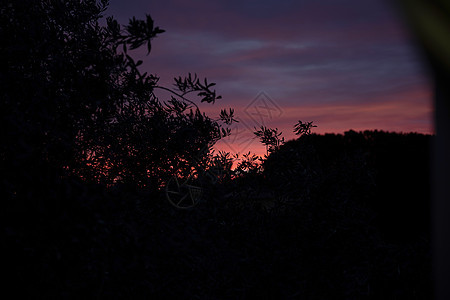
[263,130,431,242]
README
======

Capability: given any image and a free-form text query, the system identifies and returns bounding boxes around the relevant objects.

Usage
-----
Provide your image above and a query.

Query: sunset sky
[107,0,434,158]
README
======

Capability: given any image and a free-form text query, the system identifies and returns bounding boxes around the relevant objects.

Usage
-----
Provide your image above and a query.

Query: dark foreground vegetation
[1,1,431,298]
[3,130,432,299]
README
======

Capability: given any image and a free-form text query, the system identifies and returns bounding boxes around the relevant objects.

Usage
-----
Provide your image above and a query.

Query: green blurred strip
[400,0,450,71]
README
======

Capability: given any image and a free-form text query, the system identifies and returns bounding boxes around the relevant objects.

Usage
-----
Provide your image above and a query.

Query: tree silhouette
[1,0,234,190]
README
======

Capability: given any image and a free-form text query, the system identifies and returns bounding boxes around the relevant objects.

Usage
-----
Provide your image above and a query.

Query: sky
[106,0,433,158]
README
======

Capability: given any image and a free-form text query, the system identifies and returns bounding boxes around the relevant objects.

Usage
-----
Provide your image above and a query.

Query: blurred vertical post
[397,0,450,299]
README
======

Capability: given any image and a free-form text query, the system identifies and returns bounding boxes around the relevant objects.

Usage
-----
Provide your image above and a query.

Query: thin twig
[154,85,199,110]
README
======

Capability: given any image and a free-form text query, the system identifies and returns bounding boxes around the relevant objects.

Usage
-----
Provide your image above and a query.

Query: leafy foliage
[293,120,317,136]
[172,73,222,104]
[253,126,285,154]
[0,0,231,189]
[219,108,238,125]
[235,152,262,175]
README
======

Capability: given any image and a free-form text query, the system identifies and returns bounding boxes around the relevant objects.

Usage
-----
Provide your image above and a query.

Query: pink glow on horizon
[211,87,434,161]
